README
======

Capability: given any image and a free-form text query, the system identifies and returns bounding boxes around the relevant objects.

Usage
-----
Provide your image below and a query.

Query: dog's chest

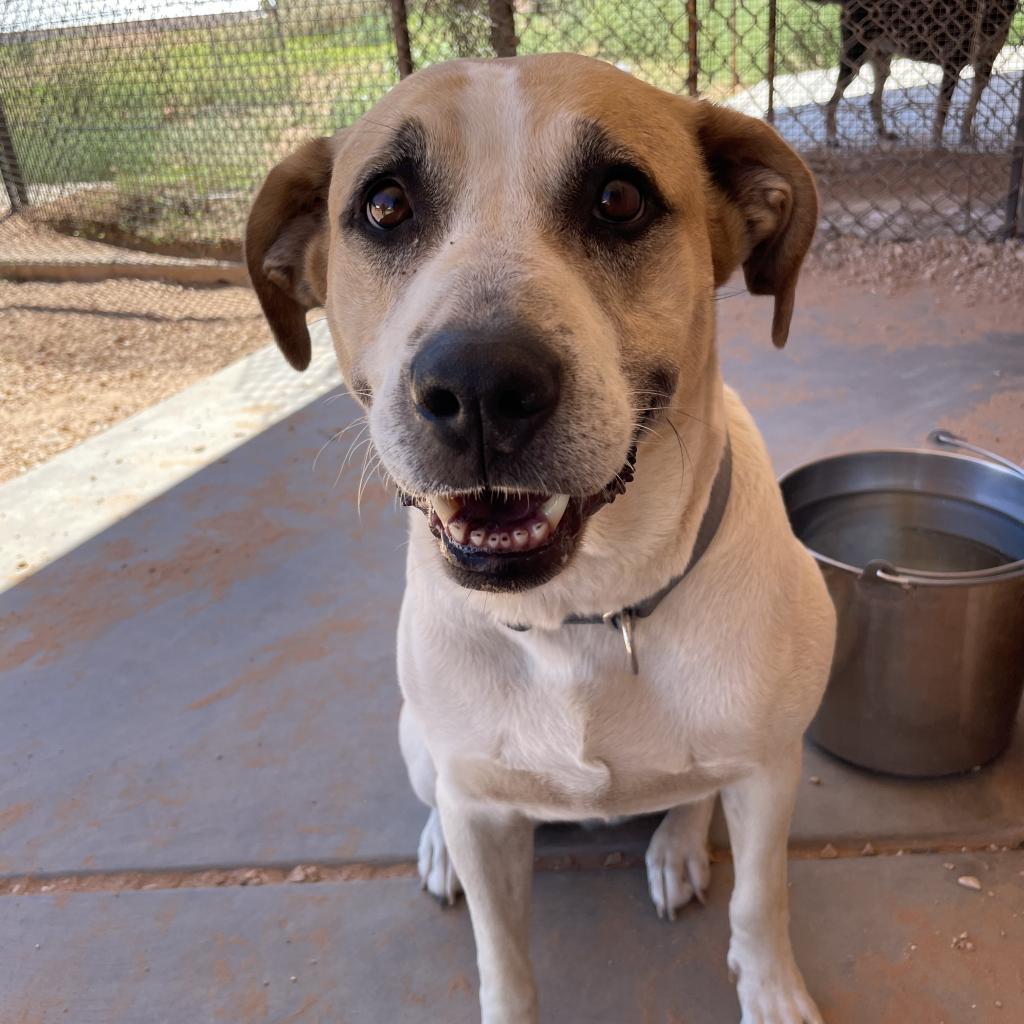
[420,627,755,819]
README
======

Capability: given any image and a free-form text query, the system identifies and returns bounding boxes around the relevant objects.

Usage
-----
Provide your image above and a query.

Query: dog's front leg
[722,744,823,1024]
[438,785,537,1024]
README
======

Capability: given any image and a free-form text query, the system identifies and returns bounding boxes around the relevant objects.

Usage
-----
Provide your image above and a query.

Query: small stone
[809,776,822,785]
[951,932,976,952]
[860,843,876,857]
[943,863,956,871]
[603,852,624,868]
[820,843,839,859]
[287,865,320,884]
[240,869,263,886]
[995,1000,1003,1009]
[290,975,297,984]
[957,875,982,891]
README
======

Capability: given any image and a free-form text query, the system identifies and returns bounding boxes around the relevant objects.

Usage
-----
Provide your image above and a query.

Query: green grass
[516,0,843,94]
[2,13,396,191]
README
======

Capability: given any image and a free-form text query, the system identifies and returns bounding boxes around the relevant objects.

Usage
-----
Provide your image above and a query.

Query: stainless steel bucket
[780,431,1024,777]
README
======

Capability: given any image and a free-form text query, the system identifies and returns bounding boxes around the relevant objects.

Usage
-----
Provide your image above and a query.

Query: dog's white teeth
[512,528,529,550]
[531,520,550,542]
[486,533,502,550]
[448,521,468,544]
[469,528,486,548]
[431,494,461,525]
[539,493,570,531]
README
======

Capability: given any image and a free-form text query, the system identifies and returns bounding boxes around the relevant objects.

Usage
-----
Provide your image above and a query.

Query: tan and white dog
[246,54,836,1024]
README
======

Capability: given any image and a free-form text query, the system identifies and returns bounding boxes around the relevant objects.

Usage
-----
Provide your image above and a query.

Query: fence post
[1004,76,1024,239]
[488,0,517,57]
[686,0,699,97]
[0,94,29,212]
[766,0,777,125]
[390,0,414,79]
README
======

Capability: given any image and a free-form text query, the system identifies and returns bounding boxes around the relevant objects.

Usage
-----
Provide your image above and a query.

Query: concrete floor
[1,271,1022,1022]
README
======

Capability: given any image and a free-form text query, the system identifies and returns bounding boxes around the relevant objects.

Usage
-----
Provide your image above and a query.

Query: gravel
[0,279,267,482]
[809,236,1024,305]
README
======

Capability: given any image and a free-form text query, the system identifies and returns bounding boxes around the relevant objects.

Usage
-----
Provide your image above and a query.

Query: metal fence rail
[1,0,1022,275]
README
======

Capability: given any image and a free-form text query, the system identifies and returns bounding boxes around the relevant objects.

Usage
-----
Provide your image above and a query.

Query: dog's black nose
[410,325,561,458]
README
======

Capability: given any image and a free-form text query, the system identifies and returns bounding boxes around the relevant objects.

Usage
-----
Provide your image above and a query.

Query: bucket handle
[928,429,1024,479]
[861,557,1024,587]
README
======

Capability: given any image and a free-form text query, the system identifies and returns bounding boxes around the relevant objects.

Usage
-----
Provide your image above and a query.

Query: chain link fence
[1,2,1022,277]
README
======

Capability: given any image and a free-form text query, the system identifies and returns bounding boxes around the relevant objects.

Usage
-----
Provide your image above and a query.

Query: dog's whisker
[665,416,692,496]
[633,423,663,440]
[312,432,343,475]
[357,447,382,519]
[311,418,369,473]
[337,434,374,485]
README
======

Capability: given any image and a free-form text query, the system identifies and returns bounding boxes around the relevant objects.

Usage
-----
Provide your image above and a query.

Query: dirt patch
[807,236,1024,304]
[944,391,1024,465]
[0,279,267,482]
[24,186,246,262]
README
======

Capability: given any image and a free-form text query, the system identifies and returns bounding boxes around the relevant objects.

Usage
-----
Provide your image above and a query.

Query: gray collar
[507,436,733,675]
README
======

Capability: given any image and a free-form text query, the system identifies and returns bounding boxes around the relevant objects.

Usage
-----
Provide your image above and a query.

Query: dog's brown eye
[366,181,411,229]
[595,179,644,223]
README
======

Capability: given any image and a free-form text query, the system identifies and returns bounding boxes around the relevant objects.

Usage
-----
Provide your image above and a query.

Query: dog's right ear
[245,136,334,371]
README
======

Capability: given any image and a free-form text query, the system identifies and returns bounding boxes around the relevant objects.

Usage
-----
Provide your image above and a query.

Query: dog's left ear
[245,136,335,371]
[694,102,818,348]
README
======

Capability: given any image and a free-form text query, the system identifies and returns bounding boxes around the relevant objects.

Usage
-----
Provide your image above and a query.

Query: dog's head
[246,55,816,594]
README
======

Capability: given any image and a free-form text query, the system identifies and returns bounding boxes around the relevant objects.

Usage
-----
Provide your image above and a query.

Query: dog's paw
[417,808,462,906]
[644,818,711,920]
[729,950,824,1024]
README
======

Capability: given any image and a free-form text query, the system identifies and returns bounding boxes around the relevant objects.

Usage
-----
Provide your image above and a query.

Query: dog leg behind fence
[869,54,897,141]
[826,24,867,147]
[933,66,960,148]
[962,55,995,147]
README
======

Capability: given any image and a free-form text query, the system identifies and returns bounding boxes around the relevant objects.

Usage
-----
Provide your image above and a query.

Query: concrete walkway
[1,277,1022,1022]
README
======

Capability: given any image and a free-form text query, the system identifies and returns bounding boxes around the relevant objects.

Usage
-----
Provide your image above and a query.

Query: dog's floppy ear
[694,103,818,348]
[245,136,334,371]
